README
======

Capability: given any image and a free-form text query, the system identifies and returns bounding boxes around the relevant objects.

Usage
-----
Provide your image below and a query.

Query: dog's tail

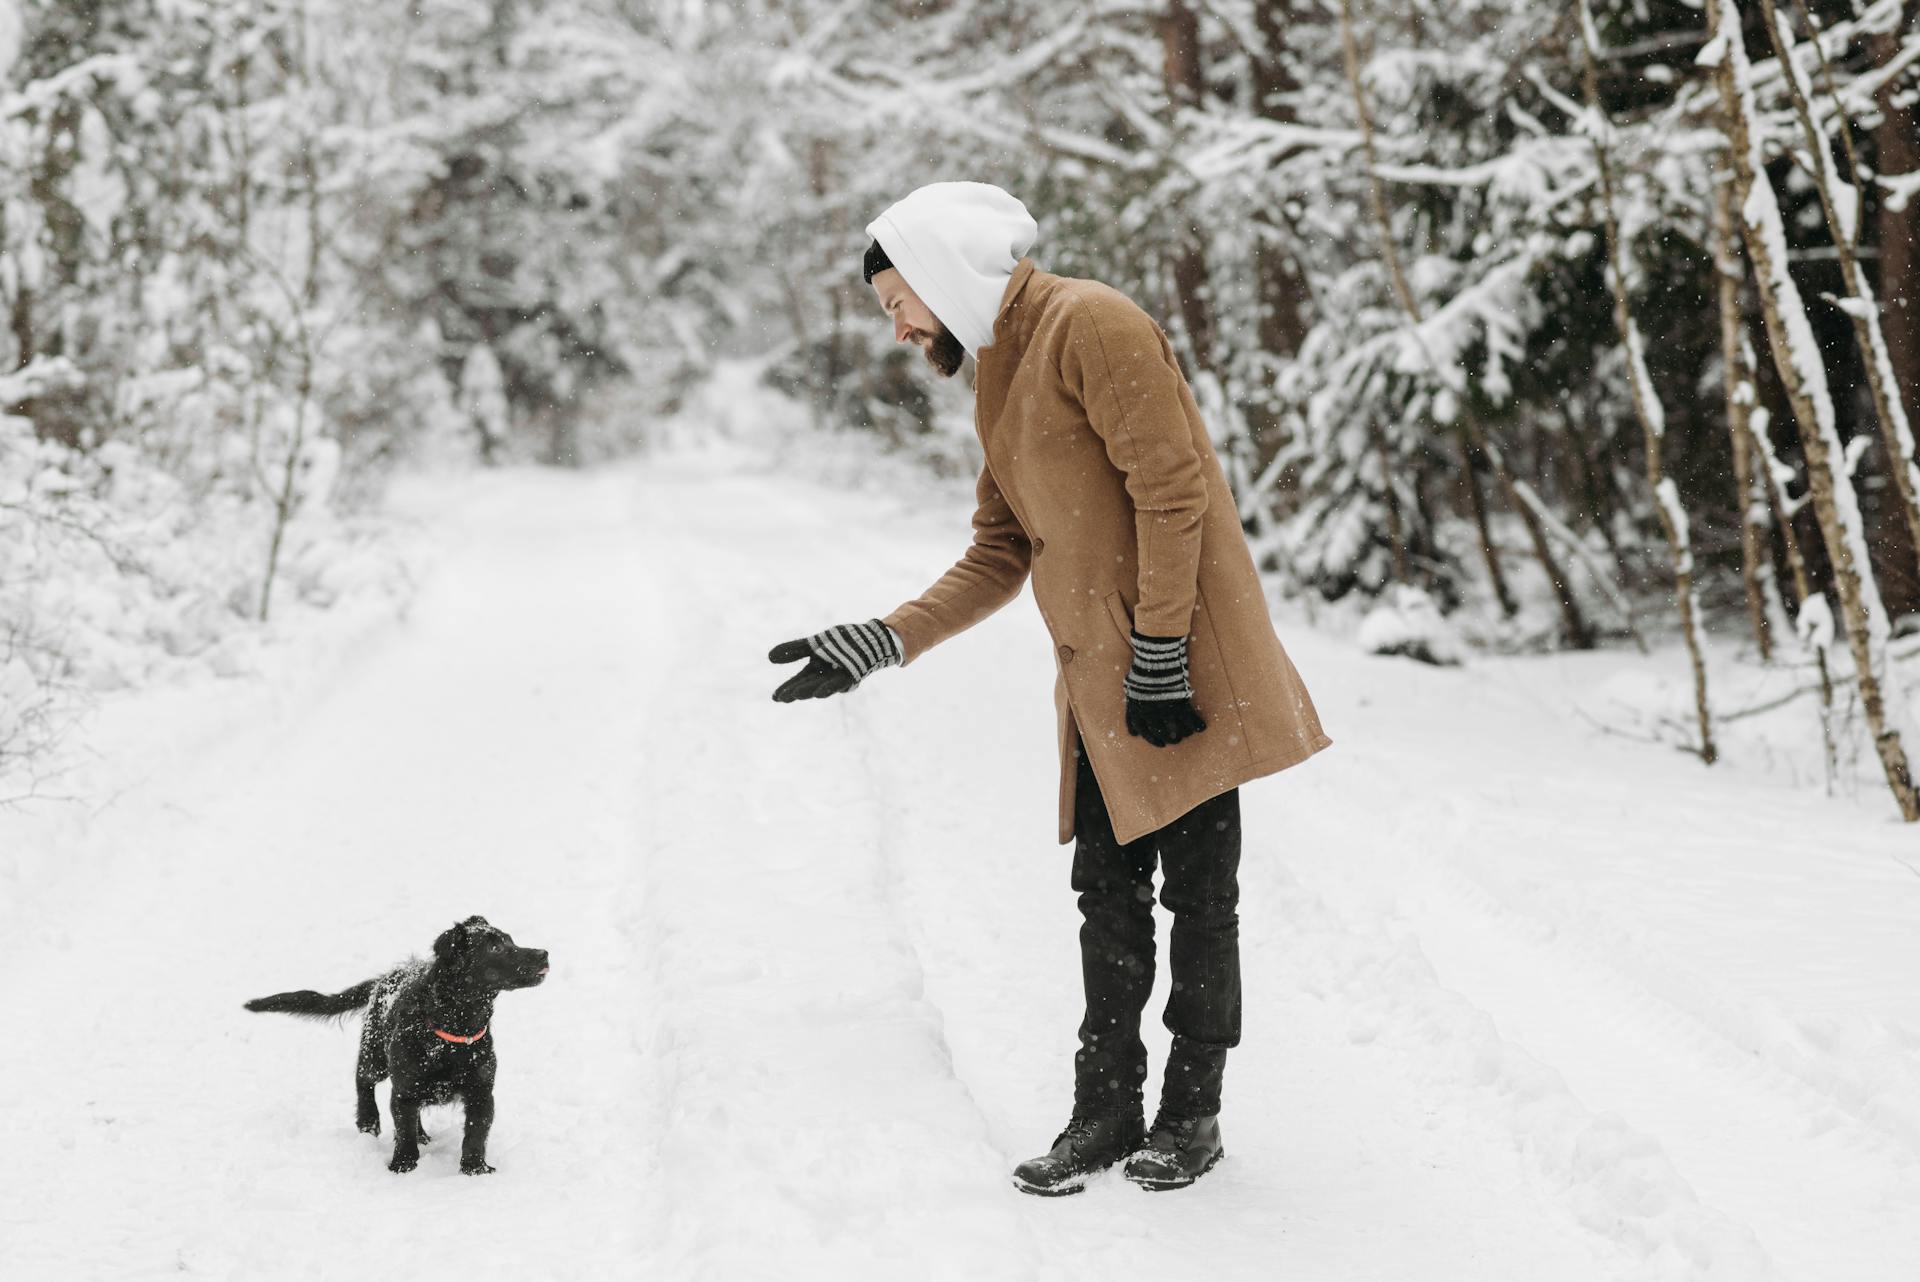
[244,978,377,1020]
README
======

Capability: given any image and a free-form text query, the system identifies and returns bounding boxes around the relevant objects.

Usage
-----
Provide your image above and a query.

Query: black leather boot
[1123,1113,1224,1191]
[1011,1112,1146,1197]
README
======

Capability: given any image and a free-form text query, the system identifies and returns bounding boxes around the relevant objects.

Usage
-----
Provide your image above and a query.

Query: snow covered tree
[1577,0,1716,761]
[1702,0,1918,818]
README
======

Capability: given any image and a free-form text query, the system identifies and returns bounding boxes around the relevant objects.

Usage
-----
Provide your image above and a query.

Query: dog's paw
[417,1128,432,1144]
[459,1159,496,1176]
[357,1119,381,1137]
[388,1153,419,1174]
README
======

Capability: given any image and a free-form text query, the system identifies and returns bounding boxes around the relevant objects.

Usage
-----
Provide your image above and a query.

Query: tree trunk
[1760,0,1920,593]
[1161,0,1218,369]
[1372,416,1408,583]
[1713,169,1779,660]
[7,285,29,372]
[1748,408,1838,785]
[1243,1,1314,496]
[1460,438,1516,614]
[1578,1,1714,761]
[1706,0,1918,819]
[1249,0,1311,364]
[1871,16,1920,481]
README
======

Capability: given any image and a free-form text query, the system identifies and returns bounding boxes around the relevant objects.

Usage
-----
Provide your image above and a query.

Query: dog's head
[432,916,550,994]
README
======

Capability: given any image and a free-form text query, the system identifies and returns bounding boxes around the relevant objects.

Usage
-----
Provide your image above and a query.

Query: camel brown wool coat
[884,259,1332,845]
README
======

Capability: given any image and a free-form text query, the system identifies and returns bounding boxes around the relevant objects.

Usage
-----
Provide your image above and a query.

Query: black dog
[245,915,548,1174]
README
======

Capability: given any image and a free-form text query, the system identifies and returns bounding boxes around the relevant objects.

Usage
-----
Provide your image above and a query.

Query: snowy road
[4,448,1918,1280]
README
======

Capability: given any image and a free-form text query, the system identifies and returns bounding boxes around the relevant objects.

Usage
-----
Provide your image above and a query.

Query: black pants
[1071,745,1241,1121]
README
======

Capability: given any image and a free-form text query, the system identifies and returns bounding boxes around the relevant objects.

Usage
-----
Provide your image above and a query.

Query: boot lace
[1053,1115,1102,1148]
[1054,1111,1143,1150]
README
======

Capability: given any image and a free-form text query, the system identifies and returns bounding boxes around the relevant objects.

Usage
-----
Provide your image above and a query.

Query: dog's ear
[433,920,470,961]
[461,914,491,930]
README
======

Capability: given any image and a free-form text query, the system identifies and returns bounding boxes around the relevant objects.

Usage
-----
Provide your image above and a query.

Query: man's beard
[918,323,967,378]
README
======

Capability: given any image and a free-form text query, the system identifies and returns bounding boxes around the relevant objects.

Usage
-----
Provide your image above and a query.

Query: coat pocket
[1103,590,1134,642]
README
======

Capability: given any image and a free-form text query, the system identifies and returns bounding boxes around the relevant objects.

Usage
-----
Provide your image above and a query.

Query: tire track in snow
[1251,841,1785,1282]
[1415,785,1920,1169]
[1319,789,1920,1281]
[1309,643,1920,1170]
[625,457,1050,1280]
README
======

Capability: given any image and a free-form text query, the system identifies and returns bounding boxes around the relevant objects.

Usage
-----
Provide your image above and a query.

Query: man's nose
[893,316,912,343]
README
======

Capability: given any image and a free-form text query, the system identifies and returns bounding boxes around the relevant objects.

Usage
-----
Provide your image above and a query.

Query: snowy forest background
[5,0,1920,816]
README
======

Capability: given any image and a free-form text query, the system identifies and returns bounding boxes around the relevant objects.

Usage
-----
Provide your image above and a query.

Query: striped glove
[1124,632,1208,747]
[769,620,903,703]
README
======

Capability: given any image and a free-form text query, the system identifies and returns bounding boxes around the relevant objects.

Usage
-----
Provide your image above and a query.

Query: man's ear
[433,921,468,961]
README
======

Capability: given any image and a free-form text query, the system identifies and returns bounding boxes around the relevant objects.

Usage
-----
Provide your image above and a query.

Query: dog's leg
[388,1093,423,1173]
[458,1088,496,1175]
[355,1077,380,1136]
[355,1020,387,1137]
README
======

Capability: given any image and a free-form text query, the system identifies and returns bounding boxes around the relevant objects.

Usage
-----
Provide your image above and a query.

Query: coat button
[1058,644,1075,663]
[1032,538,1045,556]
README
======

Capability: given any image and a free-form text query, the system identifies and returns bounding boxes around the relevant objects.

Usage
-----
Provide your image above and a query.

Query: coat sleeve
[882,460,1033,665]
[1057,295,1209,639]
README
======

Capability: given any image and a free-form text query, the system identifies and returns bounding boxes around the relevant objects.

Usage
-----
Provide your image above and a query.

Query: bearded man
[769,181,1330,1195]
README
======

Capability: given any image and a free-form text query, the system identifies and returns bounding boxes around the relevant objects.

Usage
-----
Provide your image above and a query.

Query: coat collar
[972,258,1041,447]
[986,258,1039,354]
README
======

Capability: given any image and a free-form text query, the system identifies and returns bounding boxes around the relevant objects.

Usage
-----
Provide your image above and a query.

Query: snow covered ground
[3,439,1918,1281]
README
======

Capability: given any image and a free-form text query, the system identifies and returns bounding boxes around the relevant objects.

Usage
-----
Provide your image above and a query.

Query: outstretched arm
[768,465,1027,702]
[882,461,1033,664]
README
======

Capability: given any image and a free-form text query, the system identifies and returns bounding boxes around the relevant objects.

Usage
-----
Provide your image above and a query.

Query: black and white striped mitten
[769,620,903,703]
[1124,632,1208,747]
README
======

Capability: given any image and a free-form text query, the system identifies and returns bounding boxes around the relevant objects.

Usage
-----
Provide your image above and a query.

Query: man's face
[871,268,966,378]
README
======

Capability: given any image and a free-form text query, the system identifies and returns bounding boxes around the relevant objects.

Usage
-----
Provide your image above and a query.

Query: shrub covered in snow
[1358,585,1467,666]
[0,404,408,783]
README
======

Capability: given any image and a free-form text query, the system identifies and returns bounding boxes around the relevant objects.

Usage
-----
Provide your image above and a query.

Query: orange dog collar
[431,1025,488,1045]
